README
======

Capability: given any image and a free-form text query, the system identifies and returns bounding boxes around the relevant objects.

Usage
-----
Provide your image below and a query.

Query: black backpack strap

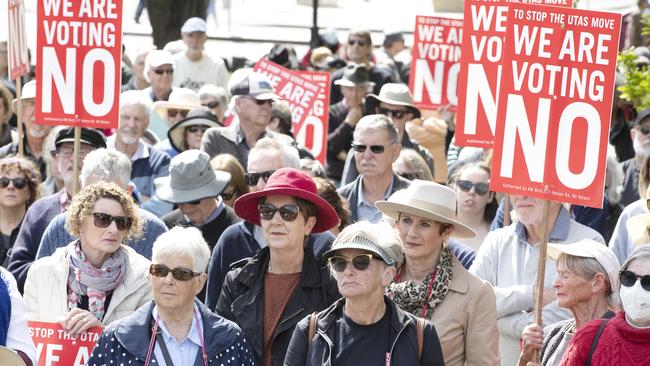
[586,318,610,366]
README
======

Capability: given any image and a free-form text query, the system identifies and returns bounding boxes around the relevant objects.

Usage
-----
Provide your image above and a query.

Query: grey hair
[120,90,152,113]
[393,148,433,181]
[354,114,399,145]
[251,137,300,169]
[152,227,211,272]
[198,84,229,104]
[605,144,623,205]
[81,149,132,189]
[558,254,617,308]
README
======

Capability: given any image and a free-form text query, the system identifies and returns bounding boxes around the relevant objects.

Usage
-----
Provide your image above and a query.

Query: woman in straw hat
[518,239,620,366]
[216,168,340,366]
[376,180,499,366]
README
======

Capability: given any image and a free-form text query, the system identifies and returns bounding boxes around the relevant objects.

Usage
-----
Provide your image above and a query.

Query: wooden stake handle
[532,200,552,362]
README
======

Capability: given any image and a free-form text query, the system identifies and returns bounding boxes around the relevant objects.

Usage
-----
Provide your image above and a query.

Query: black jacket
[216,246,340,366]
[283,297,445,366]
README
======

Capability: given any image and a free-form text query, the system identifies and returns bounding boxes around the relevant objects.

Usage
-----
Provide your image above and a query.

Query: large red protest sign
[455,0,572,148]
[490,4,621,208]
[7,0,30,79]
[296,70,330,164]
[29,321,101,366]
[409,16,463,111]
[35,0,123,129]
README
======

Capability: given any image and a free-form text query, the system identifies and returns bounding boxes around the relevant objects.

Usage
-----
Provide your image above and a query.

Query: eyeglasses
[457,180,490,196]
[244,97,273,106]
[149,264,201,281]
[202,101,220,109]
[328,254,376,272]
[167,109,189,119]
[352,143,393,154]
[398,172,419,181]
[153,68,173,75]
[637,126,650,135]
[379,107,408,120]
[92,212,133,231]
[221,189,237,201]
[348,39,368,47]
[245,170,275,186]
[620,270,650,291]
[258,203,300,221]
[56,146,95,159]
[185,125,209,134]
[0,177,27,189]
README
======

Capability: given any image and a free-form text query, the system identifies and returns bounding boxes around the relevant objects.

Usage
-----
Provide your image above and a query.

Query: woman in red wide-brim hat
[216,168,341,366]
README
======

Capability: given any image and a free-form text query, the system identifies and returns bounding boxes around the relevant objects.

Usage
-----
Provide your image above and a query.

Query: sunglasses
[457,180,490,196]
[637,125,650,135]
[202,101,220,109]
[181,199,203,205]
[328,254,376,272]
[221,189,237,201]
[92,212,133,231]
[620,270,650,291]
[153,68,174,75]
[186,125,209,134]
[379,107,408,120]
[244,97,273,106]
[352,143,392,154]
[0,177,27,189]
[149,264,201,281]
[245,170,275,186]
[348,39,368,47]
[168,109,189,119]
[259,203,300,221]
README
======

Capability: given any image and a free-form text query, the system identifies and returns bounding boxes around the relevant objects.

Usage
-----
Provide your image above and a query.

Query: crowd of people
[0,9,649,366]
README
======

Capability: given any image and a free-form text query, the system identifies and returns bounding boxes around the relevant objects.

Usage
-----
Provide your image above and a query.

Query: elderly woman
[198,84,228,122]
[560,244,650,365]
[284,221,445,365]
[0,156,40,267]
[167,106,221,155]
[217,168,340,366]
[377,180,500,366]
[88,226,255,365]
[210,153,249,208]
[518,239,620,366]
[24,182,151,337]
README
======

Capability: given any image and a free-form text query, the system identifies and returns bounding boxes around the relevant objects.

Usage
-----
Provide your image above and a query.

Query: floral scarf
[65,240,127,321]
[386,247,454,319]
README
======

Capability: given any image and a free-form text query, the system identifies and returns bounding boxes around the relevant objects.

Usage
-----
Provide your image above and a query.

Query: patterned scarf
[386,247,454,319]
[65,240,127,321]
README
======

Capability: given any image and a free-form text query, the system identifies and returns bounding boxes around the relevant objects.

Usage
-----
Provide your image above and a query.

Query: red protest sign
[295,70,330,164]
[29,320,101,366]
[35,0,123,129]
[7,0,29,80]
[409,16,463,112]
[455,0,572,148]
[490,4,621,208]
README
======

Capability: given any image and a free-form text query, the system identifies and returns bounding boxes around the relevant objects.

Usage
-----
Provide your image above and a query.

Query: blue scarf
[0,275,11,346]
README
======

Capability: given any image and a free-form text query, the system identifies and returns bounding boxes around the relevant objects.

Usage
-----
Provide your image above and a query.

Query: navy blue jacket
[205,221,335,311]
[87,300,256,365]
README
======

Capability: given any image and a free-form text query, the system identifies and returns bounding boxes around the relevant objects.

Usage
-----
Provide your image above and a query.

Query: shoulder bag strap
[308,311,319,346]
[416,317,425,361]
[586,318,610,366]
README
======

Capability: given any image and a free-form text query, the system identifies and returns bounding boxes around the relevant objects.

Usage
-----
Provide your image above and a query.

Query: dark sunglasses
[259,203,300,221]
[153,68,173,75]
[92,212,133,231]
[245,170,275,186]
[352,143,391,154]
[181,199,203,205]
[185,125,209,134]
[221,189,238,201]
[379,107,408,120]
[457,180,490,196]
[0,177,27,189]
[328,254,375,272]
[202,101,220,109]
[637,126,650,135]
[620,270,650,291]
[348,39,368,47]
[398,172,419,181]
[244,97,273,106]
[149,264,201,281]
[168,109,189,119]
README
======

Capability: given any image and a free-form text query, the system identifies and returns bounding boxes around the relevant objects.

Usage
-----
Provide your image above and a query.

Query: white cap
[547,239,621,290]
[230,72,279,100]
[144,50,174,82]
[12,80,36,110]
[181,17,207,34]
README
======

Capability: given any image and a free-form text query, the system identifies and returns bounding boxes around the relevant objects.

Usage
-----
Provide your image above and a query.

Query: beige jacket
[24,245,152,325]
[428,257,500,366]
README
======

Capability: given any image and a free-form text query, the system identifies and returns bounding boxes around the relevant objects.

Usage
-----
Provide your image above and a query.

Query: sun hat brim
[376,200,475,238]
[154,170,231,204]
[365,94,421,118]
[168,117,221,152]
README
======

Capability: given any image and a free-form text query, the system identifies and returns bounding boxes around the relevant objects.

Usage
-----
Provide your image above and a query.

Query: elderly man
[7,127,106,292]
[172,17,228,91]
[110,90,171,216]
[620,108,650,206]
[201,72,295,167]
[87,227,255,365]
[142,50,176,141]
[205,138,335,310]
[122,47,152,92]
[198,84,229,122]
[337,114,410,223]
[36,149,168,260]
[469,196,605,366]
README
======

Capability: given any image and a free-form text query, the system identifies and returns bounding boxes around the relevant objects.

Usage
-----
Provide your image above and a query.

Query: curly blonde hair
[65,182,142,240]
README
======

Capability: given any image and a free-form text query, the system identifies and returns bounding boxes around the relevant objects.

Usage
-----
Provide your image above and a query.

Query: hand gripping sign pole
[7,0,30,156]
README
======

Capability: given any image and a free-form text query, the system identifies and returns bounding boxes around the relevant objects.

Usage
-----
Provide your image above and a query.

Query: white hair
[250,137,300,169]
[152,227,211,272]
[81,149,132,188]
[120,90,151,113]
[605,144,623,205]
